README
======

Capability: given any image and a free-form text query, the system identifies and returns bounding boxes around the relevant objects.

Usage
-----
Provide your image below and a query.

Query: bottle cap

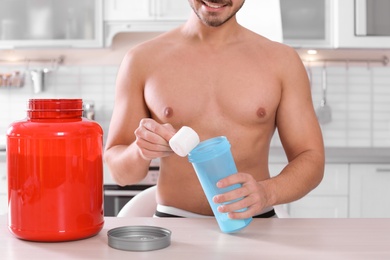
[169,126,200,157]
[107,226,171,251]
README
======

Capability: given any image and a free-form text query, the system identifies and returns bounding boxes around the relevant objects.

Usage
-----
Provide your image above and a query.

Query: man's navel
[256,107,267,118]
[164,107,174,118]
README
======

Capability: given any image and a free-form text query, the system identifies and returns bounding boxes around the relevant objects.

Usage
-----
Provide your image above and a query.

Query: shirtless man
[104,0,325,219]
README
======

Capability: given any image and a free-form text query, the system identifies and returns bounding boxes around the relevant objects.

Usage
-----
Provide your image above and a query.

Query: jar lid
[27,99,83,119]
[107,226,171,251]
[28,99,83,110]
[169,126,200,157]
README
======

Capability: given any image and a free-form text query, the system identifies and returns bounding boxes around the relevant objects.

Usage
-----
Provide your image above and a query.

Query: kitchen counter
[1,215,390,259]
[269,147,390,164]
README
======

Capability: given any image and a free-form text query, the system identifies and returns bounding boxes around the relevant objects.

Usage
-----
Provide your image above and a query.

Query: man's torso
[140,28,284,215]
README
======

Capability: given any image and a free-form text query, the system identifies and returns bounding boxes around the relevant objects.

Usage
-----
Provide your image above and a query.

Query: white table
[1,215,390,259]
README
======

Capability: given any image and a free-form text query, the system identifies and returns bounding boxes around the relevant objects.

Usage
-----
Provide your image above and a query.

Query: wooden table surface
[1,215,390,259]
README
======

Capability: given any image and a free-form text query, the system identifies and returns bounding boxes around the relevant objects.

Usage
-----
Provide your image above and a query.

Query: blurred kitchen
[0,0,389,218]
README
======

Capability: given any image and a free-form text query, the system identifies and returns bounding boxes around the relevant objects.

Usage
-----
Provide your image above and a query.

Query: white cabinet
[292,163,349,218]
[0,157,7,215]
[349,164,390,218]
[279,0,335,48]
[335,0,390,48]
[0,0,103,49]
[289,196,348,218]
[103,0,191,46]
[269,163,349,218]
[104,0,150,21]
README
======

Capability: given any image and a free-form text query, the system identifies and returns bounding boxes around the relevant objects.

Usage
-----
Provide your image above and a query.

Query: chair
[117,185,158,217]
[274,204,290,218]
[117,185,290,218]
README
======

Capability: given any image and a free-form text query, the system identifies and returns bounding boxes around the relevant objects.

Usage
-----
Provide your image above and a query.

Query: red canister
[7,99,104,241]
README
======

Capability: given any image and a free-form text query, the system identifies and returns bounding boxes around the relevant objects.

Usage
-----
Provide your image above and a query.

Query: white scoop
[169,126,200,157]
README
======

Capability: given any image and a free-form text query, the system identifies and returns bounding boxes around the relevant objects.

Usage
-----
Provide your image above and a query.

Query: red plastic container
[7,99,104,241]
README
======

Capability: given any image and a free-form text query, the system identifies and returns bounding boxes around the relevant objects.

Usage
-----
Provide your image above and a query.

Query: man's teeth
[204,2,224,8]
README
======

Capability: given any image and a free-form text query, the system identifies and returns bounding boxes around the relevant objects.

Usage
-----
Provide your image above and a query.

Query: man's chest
[144,58,281,128]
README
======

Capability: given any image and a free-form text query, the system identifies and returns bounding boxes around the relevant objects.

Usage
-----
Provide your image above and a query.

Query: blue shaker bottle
[188,136,252,233]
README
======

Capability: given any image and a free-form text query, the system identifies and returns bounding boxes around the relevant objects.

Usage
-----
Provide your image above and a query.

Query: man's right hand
[134,118,177,160]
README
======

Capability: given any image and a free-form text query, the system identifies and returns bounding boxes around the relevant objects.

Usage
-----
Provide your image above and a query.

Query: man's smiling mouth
[202,1,228,9]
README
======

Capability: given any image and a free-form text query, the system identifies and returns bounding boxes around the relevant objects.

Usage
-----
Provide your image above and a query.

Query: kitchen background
[1,0,390,218]
[1,52,390,148]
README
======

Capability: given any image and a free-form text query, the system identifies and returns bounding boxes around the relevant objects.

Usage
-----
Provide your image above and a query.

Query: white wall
[0,32,161,143]
[1,33,389,148]
[271,64,390,147]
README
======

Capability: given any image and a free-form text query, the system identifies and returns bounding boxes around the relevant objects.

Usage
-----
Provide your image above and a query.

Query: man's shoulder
[243,30,298,64]
[242,28,292,52]
[135,28,181,51]
[124,27,183,66]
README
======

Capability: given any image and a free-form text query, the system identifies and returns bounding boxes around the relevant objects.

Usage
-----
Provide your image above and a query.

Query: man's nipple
[164,107,174,118]
[256,107,266,118]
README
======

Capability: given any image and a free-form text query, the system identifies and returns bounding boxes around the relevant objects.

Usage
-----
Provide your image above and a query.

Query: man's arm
[269,46,325,204]
[104,47,177,186]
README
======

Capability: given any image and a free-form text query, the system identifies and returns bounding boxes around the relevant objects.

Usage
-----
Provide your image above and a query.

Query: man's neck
[181,13,242,47]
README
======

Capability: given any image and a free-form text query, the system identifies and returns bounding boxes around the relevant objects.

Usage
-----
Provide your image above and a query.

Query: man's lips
[202,0,228,9]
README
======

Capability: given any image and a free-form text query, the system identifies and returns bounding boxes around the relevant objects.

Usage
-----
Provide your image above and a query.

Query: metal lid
[107,226,172,251]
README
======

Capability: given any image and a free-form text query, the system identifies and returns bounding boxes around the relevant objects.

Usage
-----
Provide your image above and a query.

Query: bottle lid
[169,126,200,157]
[107,226,171,251]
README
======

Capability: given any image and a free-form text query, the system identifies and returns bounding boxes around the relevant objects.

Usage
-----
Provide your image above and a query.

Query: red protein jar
[7,99,104,241]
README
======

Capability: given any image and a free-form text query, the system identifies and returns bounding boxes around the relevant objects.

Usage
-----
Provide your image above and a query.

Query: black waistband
[253,209,276,218]
[155,209,276,218]
[155,211,184,218]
